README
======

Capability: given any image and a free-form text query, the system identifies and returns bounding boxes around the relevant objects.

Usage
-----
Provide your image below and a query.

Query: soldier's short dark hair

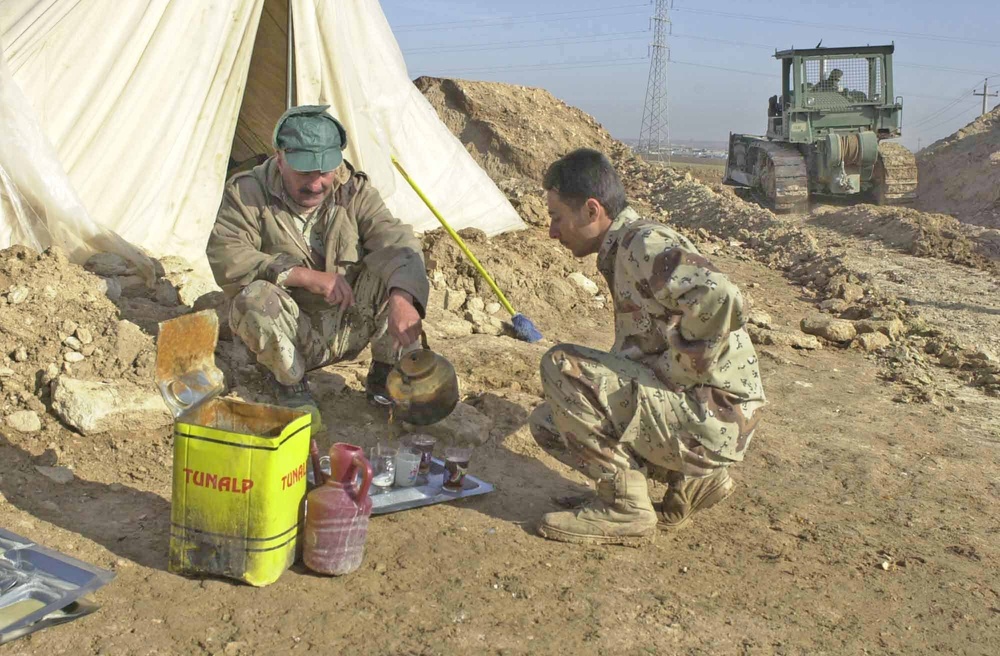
[543,148,627,219]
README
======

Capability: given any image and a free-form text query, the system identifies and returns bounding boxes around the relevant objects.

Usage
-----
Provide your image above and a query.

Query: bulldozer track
[751,141,809,214]
[873,141,918,205]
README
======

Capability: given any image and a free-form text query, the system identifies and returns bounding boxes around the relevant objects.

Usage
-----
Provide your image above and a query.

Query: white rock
[116,320,152,366]
[443,289,467,312]
[854,319,906,341]
[486,302,502,315]
[7,410,41,433]
[35,466,74,484]
[75,328,94,345]
[747,325,822,350]
[64,336,84,351]
[855,332,891,352]
[748,311,773,329]
[41,364,60,386]
[467,297,486,313]
[801,316,858,343]
[64,351,85,363]
[13,347,28,362]
[7,286,29,305]
[50,377,172,435]
[465,309,503,336]
[427,311,474,339]
[0,367,14,378]
[158,257,218,307]
[568,272,599,295]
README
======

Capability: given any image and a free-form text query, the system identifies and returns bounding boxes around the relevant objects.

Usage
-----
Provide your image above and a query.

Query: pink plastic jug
[303,443,373,575]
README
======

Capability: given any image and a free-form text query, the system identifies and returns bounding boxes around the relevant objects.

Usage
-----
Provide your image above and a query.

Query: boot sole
[657,477,735,531]
[536,524,657,547]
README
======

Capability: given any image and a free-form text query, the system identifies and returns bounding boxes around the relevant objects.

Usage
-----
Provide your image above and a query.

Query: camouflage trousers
[229,267,395,385]
[532,344,733,481]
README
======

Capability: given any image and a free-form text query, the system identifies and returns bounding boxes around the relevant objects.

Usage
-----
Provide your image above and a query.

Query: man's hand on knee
[388,289,422,350]
[284,267,355,308]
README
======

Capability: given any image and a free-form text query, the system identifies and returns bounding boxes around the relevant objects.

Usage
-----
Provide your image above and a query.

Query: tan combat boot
[657,468,734,530]
[537,469,658,546]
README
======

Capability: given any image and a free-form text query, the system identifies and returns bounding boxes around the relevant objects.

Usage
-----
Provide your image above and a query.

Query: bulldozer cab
[766,45,901,144]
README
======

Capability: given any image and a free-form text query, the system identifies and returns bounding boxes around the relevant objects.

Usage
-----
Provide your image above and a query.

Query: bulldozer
[724,44,918,213]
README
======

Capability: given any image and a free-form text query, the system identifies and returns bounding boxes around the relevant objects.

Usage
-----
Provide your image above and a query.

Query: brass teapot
[383,334,458,426]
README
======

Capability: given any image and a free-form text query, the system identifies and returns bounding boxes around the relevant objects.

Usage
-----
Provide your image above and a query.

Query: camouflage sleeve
[207,180,306,296]
[625,230,746,378]
[352,179,429,317]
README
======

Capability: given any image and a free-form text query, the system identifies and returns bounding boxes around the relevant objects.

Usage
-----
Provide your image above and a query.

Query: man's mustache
[298,184,329,195]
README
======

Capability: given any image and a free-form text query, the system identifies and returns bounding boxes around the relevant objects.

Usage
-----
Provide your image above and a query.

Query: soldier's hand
[387,289,422,350]
[321,272,355,308]
[286,268,355,308]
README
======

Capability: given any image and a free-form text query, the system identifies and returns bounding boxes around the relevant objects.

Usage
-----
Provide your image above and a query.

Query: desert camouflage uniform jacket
[207,157,429,316]
[597,207,765,461]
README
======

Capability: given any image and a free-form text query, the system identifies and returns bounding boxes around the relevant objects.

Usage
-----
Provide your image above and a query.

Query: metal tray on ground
[0,528,114,645]
[370,458,494,515]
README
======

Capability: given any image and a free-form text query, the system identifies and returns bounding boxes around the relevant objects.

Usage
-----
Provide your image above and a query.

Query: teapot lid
[398,349,438,380]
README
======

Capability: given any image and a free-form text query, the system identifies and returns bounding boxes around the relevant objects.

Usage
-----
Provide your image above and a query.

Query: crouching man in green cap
[531,148,765,545]
[207,105,427,412]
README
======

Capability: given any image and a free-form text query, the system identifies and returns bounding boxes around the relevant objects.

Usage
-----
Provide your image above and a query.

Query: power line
[672,33,771,50]
[402,30,648,55]
[906,87,980,129]
[899,62,1000,77]
[670,60,772,78]
[394,4,649,32]
[671,32,1000,77]
[672,5,1000,48]
[911,103,982,134]
[431,56,649,76]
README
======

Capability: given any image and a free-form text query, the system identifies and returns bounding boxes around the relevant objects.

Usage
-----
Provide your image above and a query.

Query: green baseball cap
[272,105,348,173]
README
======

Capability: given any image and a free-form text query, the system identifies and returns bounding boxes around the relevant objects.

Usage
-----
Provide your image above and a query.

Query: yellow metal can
[157,311,310,587]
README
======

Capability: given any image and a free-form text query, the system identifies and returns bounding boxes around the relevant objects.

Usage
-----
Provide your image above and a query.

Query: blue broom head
[511,313,543,343]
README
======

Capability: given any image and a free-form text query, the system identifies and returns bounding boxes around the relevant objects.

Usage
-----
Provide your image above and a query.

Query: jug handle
[351,452,374,500]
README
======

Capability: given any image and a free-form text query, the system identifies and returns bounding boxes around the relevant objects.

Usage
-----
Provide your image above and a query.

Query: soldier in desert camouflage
[532,148,766,545]
[207,106,427,417]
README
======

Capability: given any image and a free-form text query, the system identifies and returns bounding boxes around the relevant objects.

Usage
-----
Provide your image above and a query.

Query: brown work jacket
[207,157,428,316]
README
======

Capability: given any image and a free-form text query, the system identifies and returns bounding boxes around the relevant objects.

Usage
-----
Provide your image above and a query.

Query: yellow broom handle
[392,156,517,317]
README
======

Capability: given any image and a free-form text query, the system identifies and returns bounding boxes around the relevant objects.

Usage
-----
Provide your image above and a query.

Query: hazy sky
[381,0,1000,151]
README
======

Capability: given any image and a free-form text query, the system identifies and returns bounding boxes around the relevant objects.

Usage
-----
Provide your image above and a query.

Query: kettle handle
[351,451,374,500]
[420,330,430,350]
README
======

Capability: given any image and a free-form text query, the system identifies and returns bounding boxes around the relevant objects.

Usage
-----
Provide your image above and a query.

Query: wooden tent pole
[286,2,294,109]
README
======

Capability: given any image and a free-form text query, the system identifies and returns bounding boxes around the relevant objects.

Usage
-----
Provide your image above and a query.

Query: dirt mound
[415,76,617,183]
[0,246,157,432]
[917,103,1000,227]
[421,227,612,347]
[810,205,1000,273]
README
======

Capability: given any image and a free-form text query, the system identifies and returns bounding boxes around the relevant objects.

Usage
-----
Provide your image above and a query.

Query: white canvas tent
[0,0,524,275]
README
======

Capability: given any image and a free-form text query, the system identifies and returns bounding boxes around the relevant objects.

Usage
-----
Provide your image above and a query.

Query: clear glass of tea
[407,434,437,477]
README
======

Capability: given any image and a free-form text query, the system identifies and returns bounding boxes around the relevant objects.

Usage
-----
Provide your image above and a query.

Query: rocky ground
[1,80,998,655]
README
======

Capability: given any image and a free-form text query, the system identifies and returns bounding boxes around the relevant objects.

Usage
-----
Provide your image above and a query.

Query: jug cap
[154,310,225,417]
